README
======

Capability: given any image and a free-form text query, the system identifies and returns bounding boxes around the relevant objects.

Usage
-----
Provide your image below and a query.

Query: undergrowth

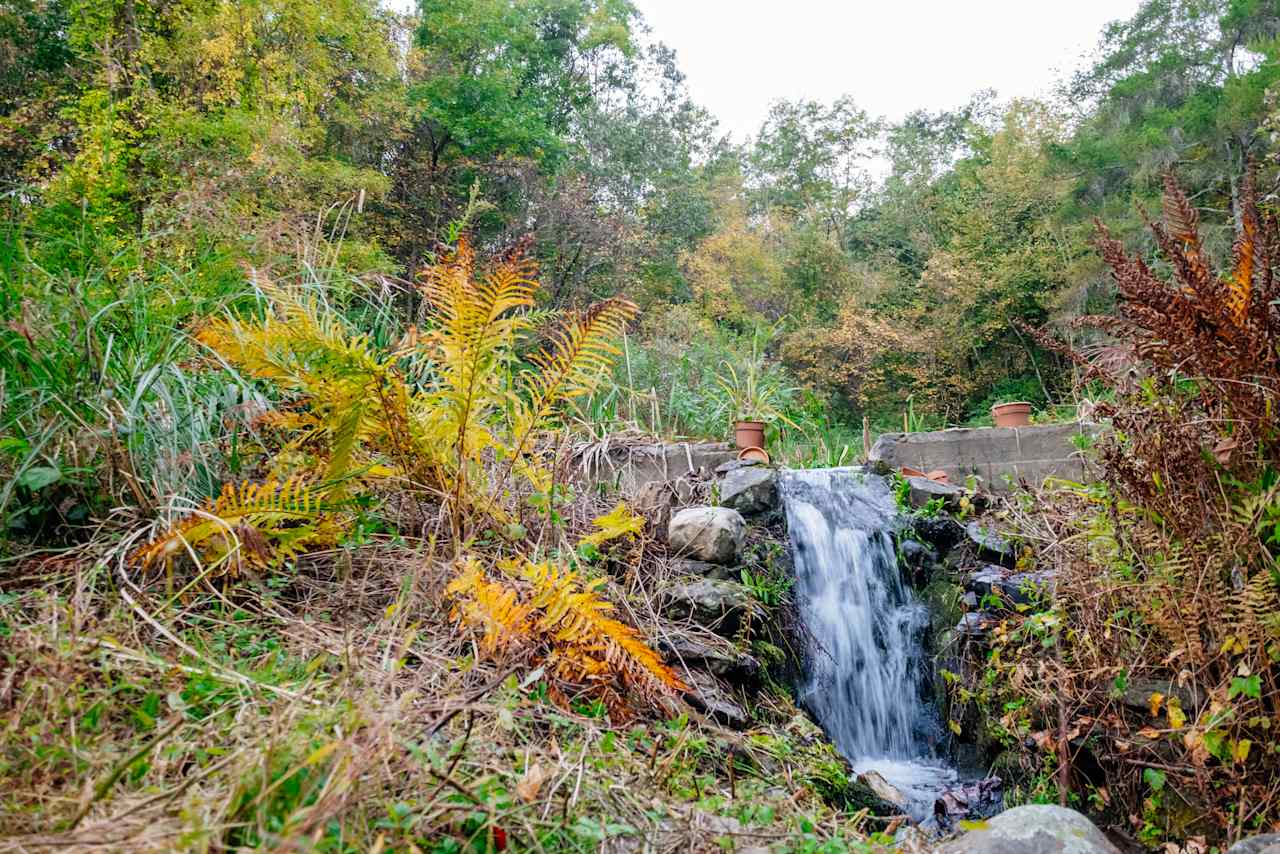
[971,172,1280,849]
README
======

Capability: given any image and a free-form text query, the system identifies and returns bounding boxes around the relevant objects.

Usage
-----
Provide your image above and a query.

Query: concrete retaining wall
[869,422,1104,492]
[576,442,739,494]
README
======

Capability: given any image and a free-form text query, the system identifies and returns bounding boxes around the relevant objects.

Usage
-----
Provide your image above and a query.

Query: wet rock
[661,578,765,636]
[956,611,1000,639]
[720,466,778,517]
[668,506,745,564]
[858,770,908,810]
[937,804,1121,853]
[966,521,1016,566]
[683,669,749,729]
[1228,835,1280,854]
[658,633,761,683]
[966,565,1054,608]
[906,476,965,511]
[933,776,1003,827]
[670,557,736,581]
[833,775,903,816]
[900,539,939,574]
[913,515,965,554]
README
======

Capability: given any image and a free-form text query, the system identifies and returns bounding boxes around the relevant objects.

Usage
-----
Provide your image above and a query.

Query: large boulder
[668,506,745,565]
[938,805,1121,854]
[720,465,779,516]
[661,578,765,636]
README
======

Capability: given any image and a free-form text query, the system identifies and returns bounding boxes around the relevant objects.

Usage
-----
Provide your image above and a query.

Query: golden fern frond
[445,558,534,655]
[525,297,638,407]
[506,297,638,476]
[197,280,410,486]
[1225,186,1259,327]
[579,502,646,548]
[130,477,339,577]
[507,559,687,696]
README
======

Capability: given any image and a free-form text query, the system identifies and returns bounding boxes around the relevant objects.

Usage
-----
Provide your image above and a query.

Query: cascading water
[781,467,957,820]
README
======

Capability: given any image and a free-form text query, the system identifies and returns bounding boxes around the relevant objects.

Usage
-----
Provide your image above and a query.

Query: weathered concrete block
[577,442,739,494]
[869,423,1105,492]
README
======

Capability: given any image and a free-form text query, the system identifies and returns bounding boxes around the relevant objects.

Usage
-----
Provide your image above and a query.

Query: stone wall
[869,422,1105,492]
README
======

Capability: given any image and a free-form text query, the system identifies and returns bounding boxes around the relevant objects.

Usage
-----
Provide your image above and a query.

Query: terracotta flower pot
[991,401,1032,428]
[733,420,766,450]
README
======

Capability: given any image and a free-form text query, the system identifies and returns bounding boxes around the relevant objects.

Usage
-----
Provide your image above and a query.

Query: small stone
[720,465,778,516]
[658,634,761,683]
[662,578,765,637]
[900,539,939,571]
[966,521,1016,566]
[683,670,749,729]
[913,515,965,554]
[670,557,737,581]
[1119,677,1204,717]
[905,476,965,511]
[937,804,1120,854]
[966,565,1054,607]
[669,506,746,565]
[858,770,908,809]
[956,611,999,639]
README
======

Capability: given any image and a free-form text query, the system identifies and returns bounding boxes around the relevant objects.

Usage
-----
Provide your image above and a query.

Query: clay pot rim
[733,419,767,427]
[990,401,1033,411]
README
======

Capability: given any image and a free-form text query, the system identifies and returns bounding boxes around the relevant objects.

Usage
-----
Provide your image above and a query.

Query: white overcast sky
[631,0,1144,142]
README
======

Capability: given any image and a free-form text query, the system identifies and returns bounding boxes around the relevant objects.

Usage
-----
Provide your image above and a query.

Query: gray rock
[966,521,1016,566]
[683,669,749,729]
[937,804,1121,854]
[658,633,761,683]
[900,539,939,572]
[661,578,765,636]
[1118,677,1204,717]
[967,565,1054,608]
[1228,835,1280,854]
[956,611,1000,639]
[913,515,965,554]
[720,466,778,516]
[858,770,908,810]
[670,557,737,581]
[906,476,965,511]
[668,506,746,565]
[715,458,761,475]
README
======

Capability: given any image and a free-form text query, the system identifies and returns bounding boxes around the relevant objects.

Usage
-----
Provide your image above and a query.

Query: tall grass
[0,208,399,549]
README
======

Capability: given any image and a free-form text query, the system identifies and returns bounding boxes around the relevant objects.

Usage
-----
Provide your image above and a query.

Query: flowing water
[780,467,958,820]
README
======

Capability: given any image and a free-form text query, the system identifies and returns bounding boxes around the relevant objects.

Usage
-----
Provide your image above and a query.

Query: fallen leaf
[1149,691,1165,717]
[515,763,549,803]
[1212,437,1238,464]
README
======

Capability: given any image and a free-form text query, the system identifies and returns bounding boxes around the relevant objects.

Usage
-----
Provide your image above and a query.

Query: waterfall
[781,467,956,819]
